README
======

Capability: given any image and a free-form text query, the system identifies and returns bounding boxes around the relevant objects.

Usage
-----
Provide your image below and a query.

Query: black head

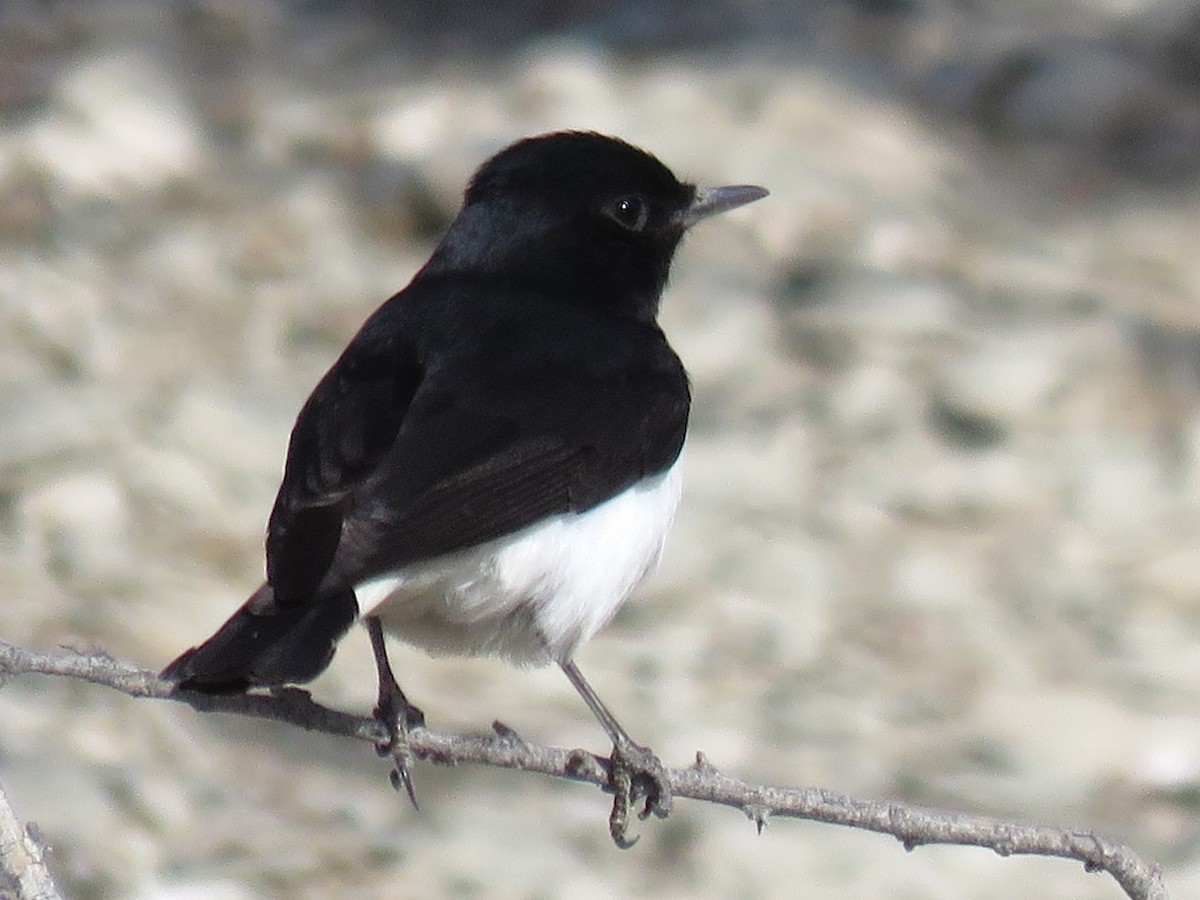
[422,131,766,321]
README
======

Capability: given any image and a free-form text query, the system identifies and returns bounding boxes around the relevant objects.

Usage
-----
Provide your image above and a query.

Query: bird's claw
[607,741,672,848]
[374,687,425,810]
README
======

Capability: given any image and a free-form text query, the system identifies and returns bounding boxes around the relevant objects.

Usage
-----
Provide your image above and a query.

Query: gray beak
[678,184,768,229]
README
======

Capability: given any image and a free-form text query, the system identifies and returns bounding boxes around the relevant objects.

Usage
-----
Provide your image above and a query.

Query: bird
[162,130,766,822]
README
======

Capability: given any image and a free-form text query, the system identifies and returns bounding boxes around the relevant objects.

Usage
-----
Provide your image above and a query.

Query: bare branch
[0,771,63,900]
[0,639,1170,900]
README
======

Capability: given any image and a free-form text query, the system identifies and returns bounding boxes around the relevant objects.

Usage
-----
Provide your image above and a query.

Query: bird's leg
[560,659,672,846]
[366,615,425,809]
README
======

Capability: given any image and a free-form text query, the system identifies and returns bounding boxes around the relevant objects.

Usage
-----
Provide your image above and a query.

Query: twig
[0,639,1170,900]
[0,770,62,900]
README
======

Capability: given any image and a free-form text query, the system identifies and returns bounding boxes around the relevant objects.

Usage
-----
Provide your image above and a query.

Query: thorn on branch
[490,720,525,746]
[565,749,604,783]
[693,751,717,774]
[742,804,770,834]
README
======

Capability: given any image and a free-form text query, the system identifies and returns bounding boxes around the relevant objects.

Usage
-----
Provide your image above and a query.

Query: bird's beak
[678,184,768,229]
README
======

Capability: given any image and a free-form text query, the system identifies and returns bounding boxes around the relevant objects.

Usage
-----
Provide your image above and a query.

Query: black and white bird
[163,131,766,816]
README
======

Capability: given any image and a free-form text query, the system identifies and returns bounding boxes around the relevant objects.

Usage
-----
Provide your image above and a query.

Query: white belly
[356,458,683,666]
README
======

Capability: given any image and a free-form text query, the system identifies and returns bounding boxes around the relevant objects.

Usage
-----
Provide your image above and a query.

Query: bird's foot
[607,740,672,848]
[373,680,426,810]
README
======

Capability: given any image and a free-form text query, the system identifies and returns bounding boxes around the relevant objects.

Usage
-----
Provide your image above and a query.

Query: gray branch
[0,639,1169,900]
[0,773,63,900]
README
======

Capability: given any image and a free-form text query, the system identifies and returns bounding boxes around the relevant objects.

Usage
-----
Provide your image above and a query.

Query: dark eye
[605,195,649,232]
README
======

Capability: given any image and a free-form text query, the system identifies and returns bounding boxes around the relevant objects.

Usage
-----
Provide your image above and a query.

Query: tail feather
[161,584,358,692]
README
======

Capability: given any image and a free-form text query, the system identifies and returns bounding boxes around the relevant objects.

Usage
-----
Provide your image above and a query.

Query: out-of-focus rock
[0,386,121,471]
[17,472,131,584]
[4,2,1200,898]
[932,326,1075,441]
[919,30,1200,183]
[25,51,205,198]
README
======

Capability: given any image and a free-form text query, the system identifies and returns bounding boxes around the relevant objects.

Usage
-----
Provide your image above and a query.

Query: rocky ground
[5,0,1200,897]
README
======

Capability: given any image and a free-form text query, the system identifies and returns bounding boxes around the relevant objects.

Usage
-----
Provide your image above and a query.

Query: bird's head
[423,131,767,321]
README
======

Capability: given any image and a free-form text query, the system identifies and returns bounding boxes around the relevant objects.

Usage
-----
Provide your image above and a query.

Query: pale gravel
[4,2,1200,898]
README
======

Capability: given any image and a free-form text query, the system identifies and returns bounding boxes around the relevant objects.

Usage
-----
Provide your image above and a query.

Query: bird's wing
[330,354,689,583]
[268,295,689,597]
[264,322,423,602]
[163,290,688,691]
[160,318,423,690]
[161,326,687,691]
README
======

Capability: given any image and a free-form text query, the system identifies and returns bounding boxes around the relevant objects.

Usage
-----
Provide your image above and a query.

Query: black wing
[163,288,689,690]
[328,347,689,585]
[272,290,689,595]
[265,322,423,602]
[162,305,423,689]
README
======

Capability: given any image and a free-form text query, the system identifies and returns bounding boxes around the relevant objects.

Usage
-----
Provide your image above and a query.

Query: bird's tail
[161,584,359,692]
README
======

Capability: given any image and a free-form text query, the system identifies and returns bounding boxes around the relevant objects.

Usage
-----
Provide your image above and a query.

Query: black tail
[161,584,359,692]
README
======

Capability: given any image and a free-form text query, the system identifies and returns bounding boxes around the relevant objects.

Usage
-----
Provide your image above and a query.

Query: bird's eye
[605,195,649,232]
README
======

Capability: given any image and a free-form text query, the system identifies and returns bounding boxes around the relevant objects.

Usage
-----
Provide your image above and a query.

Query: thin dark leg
[560,659,638,748]
[366,616,424,809]
[559,658,672,844]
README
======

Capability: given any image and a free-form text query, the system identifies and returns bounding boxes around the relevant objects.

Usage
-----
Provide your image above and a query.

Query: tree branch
[0,771,63,900]
[0,639,1170,900]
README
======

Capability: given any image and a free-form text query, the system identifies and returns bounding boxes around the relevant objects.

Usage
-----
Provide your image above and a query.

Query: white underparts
[356,458,683,666]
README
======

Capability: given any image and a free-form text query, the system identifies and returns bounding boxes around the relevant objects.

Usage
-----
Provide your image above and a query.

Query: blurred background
[4,0,1200,896]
